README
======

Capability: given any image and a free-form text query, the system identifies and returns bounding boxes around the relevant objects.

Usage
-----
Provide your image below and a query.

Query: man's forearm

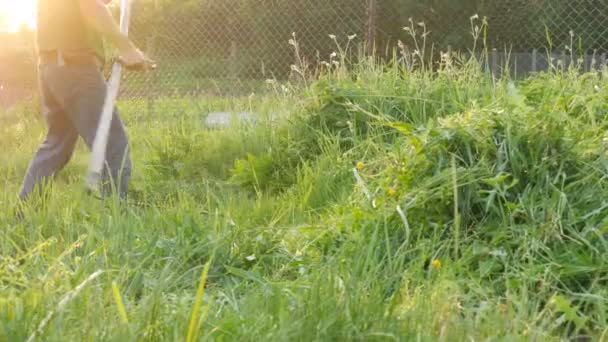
[79,0,133,51]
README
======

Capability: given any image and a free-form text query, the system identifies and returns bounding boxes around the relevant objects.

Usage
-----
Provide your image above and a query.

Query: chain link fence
[377,0,608,75]
[484,0,608,75]
[488,0,608,52]
[121,0,368,99]
[2,0,608,109]
[377,0,608,53]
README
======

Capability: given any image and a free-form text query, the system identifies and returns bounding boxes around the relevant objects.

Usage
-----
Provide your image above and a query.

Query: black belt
[39,50,101,67]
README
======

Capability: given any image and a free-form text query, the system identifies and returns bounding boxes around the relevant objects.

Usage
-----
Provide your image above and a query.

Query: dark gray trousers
[19,59,131,200]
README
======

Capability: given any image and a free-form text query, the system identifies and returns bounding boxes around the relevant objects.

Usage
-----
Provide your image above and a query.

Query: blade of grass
[186,258,213,342]
[27,270,104,342]
[452,155,460,259]
[112,281,129,325]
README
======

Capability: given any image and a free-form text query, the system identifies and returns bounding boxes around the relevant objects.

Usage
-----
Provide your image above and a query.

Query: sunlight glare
[0,0,37,32]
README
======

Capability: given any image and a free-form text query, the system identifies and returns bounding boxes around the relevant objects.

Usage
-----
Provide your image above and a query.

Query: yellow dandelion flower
[356,161,364,170]
[431,259,442,269]
[388,187,397,197]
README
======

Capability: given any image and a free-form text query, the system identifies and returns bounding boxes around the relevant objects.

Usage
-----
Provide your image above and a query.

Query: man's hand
[116,45,156,71]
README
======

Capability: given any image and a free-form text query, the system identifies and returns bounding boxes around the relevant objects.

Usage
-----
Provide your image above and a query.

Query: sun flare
[0,0,37,32]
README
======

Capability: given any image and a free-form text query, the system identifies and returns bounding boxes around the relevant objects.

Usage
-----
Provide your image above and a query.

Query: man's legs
[19,68,78,200]
[42,63,132,199]
[19,61,132,201]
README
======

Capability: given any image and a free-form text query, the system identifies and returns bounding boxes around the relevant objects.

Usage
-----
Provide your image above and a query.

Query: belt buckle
[57,51,65,66]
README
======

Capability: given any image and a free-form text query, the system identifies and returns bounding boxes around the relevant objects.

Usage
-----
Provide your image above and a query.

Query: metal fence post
[365,0,377,56]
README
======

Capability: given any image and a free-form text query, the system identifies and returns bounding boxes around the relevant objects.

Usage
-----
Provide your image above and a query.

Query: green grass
[1,49,608,341]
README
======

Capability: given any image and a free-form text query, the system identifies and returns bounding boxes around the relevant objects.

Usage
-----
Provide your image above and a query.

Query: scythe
[86,0,132,193]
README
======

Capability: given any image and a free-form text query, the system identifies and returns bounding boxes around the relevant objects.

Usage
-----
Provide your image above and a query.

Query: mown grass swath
[0,19,607,341]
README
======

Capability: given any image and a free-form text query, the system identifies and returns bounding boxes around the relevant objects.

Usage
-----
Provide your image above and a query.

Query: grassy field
[1,49,608,341]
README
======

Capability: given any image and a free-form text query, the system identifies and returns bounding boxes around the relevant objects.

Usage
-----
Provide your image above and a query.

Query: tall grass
[1,24,608,340]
